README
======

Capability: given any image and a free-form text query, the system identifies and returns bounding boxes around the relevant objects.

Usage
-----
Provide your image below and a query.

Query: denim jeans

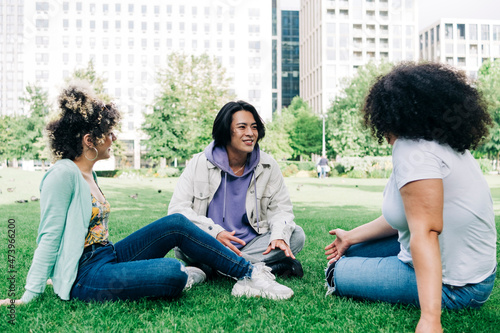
[177,226,306,265]
[326,235,497,309]
[70,214,252,302]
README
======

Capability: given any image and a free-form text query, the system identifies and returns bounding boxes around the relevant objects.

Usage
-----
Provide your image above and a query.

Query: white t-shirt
[382,139,496,286]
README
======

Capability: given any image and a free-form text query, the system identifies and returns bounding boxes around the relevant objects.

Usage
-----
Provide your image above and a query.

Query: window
[445,24,453,39]
[192,7,197,16]
[128,38,134,48]
[76,19,82,29]
[493,25,500,41]
[482,25,490,40]
[128,4,133,14]
[36,19,49,28]
[36,2,49,11]
[339,9,348,18]
[90,20,95,30]
[128,21,134,30]
[141,5,146,14]
[63,19,68,29]
[76,2,82,12]
[469,24,478,40]
[142,22,147,31]
[457,24,465,40]
[179,5,185,15]
[103,4,108,13]
[116,20,121,30]
[167,5,172,15]
[115,3,121,13]
[192,23,197,33]
[103,21,108,30]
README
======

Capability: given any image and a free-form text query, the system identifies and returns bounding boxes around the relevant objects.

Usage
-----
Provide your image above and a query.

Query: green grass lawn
[1,168,499,332]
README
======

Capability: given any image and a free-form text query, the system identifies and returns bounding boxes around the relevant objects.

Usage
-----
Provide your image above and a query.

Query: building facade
[4,0,277,168]
[419,18,500,79]
[299,0,418,115]
[0,0,24,116]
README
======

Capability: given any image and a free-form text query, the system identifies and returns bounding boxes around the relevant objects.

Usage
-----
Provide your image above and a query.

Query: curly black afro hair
[362,62,492,153]
[46,82,121,160]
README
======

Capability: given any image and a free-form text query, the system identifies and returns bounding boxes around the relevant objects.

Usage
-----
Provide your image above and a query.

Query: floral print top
[84,194,110,247]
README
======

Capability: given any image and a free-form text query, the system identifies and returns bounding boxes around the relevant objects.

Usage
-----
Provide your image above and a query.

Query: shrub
[281,163,300,177]
[477,158,493,174]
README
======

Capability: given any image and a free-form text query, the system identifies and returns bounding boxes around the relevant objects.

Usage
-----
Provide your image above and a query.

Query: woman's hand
[325,229,351,264]
[0,299,22,306]
[416,315,443,333]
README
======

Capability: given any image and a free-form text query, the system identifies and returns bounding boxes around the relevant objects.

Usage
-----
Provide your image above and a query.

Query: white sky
[419,0,500,29]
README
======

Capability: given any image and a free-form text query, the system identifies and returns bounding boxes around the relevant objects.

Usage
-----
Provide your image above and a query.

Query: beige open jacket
[168,151,296,245]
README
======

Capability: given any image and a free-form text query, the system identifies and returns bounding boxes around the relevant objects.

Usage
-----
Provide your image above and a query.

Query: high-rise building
[272,0,300,115]
[1,0,25,116]
[299,0,418,114]
[4,0,276,168]
[419,19,500,79]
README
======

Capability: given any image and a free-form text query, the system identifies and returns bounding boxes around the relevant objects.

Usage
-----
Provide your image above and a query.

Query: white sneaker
[231,263,294,300]
[183,266,207,290]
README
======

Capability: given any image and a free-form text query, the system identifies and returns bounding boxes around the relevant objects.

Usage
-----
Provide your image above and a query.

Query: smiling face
[226,110,258,158]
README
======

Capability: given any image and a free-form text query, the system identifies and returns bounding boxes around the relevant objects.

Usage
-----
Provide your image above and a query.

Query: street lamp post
[320,113,328,157]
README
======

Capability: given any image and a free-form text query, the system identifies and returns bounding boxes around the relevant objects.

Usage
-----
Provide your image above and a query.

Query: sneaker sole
[231,285,294,300]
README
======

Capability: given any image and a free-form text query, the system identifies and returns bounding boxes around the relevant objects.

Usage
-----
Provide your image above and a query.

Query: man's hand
[263,239,295,259]
[216,230,246,256]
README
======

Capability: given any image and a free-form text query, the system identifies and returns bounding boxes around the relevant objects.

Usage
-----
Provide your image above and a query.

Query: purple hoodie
[205,141,260,248]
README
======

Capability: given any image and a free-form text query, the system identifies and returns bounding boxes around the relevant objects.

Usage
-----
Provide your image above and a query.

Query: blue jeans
[326,235,497,309]
[176,226,306,265]
[70,214,252,302]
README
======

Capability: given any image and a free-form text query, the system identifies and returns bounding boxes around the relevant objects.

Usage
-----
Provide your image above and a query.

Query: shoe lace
[253,263,276,282]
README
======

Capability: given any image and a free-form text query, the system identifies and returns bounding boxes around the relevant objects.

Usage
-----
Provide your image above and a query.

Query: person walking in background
[316,155,329,178]
[0,82,294,306]
[324,63,496,333]
[169,101,306,280]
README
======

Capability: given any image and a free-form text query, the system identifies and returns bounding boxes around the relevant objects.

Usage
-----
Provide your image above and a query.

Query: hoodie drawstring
[253,171,259,232]
[222,171,227,224]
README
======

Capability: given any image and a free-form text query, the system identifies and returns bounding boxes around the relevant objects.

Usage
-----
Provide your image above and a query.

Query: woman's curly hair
[46,81,121,160]
[362,62,492,153]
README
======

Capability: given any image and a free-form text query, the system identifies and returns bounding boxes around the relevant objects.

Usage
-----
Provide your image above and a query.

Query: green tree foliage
[327,61,393,157]
[260,110,294,161]
[262,97,321,160]
[476,59,500,165]
[7,84,52,161]
[290,109,322,159]
[67,59,111,103]
[0,115,15,160]
[143,53,233,161]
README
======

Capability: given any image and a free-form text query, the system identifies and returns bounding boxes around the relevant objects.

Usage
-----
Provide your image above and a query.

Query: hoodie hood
[204,141,260,177]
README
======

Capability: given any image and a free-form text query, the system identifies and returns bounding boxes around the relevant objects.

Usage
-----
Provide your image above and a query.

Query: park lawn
[0,168,499,332]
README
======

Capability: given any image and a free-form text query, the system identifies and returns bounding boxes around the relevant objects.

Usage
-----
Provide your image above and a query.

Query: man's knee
[290,226,306,254]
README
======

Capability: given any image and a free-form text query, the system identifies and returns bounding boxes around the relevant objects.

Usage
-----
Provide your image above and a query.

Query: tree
[9,84,52,162]
[143,53,234,161]
[68,59,111,103]
[476,59,500,167]
[290,109,322,159]
[327,61,393,157]
[260,111,294,160]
